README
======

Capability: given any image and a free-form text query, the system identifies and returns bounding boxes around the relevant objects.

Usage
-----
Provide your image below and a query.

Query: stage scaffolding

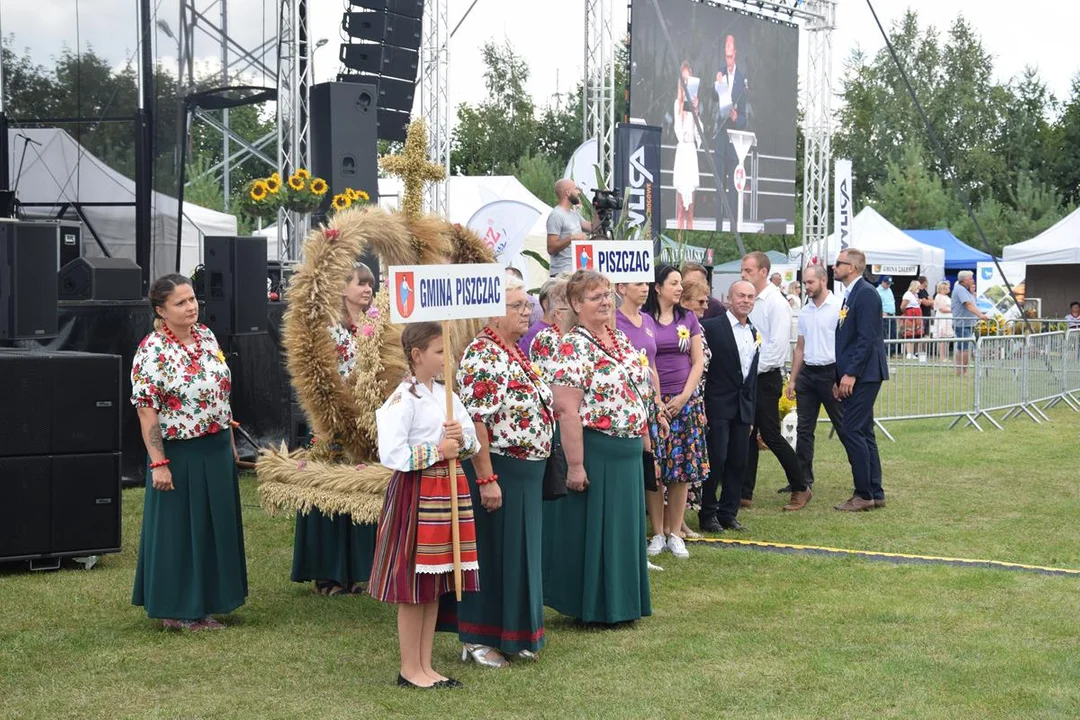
[419,0,451,216]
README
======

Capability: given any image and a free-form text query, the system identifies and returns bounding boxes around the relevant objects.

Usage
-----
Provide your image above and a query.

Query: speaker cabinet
[59,257,142,301]
[0,452,121,561]
[202,236,268,342]
[0,221,59,339]
[311,82,380,204]
[0,350,122,458]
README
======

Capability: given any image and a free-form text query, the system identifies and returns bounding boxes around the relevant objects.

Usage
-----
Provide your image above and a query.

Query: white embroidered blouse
[376,379,480,473]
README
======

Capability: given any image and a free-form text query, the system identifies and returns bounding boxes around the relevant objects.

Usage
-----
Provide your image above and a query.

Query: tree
[871,146,958,229]
[1049,75,1080,207]
[514,154,560,206]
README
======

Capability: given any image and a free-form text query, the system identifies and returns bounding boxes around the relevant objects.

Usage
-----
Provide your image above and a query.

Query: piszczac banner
[571,240,655,283]
[388,263,506,324]
[614,123,662,243]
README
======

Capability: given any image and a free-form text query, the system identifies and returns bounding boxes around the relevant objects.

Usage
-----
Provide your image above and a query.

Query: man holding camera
[546,179,593,277]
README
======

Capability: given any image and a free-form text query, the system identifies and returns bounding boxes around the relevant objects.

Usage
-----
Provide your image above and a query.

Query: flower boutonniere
[838,306,849,328]
[215,349,227,363]
[677,324,691,353]
[639,350,649,368]
[753,330,762,350]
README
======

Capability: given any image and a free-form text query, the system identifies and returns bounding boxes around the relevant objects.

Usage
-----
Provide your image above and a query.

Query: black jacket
[701,313,759,424]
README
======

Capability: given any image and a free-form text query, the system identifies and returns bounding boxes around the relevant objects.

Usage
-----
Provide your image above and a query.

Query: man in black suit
[832,248,889,511]
[713,34,748,232]
[698,280,760,532]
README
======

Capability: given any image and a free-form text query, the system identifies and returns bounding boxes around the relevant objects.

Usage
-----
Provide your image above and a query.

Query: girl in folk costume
[371,321,481,689]
[291,262,379,596]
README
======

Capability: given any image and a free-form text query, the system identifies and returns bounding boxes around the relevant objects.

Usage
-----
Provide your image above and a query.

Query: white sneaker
[666,534,690,559]
[905,353,915,360]
[647,534,667,557]
[647,560,664,571]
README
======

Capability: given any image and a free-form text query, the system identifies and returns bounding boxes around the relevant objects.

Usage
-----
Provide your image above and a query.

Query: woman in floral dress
[291,262,379,596]
[643,265,707,560]
[441,274,555,667]
[131,274,247,630]
[543,270,652,625]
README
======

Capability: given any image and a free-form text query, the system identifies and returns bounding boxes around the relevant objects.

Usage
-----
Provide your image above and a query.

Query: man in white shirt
[740,251,807,507]
[782,264,842,510]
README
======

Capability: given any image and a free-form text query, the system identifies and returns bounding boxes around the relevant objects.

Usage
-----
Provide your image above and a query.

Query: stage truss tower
[800,0,837,266]
[584,0,616,188]
[419,0,451,215]
[276,0,311,260]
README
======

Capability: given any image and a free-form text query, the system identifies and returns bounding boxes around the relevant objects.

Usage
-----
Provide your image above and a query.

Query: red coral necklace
[162,323,203,369]
[482,327,542,386]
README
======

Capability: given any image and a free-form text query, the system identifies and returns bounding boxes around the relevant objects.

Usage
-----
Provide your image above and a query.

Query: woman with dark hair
[131,274,247,630]
[543,270,652,625]
[643,265,707,560]
[292,261,379,596]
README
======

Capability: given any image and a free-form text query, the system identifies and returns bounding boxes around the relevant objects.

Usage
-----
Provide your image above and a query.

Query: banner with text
[834,158,854,250]
[388,263,506,324]
[571,240,655,283]
[976,261,1026,316]
[466,200,539,268]
[614,123,662,244]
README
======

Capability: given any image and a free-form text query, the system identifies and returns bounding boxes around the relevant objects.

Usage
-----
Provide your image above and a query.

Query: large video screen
[629,0,799,235]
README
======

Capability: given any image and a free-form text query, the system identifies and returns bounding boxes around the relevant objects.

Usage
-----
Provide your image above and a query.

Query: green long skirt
[439,454,546,654]
[132,431,248,621]
[542,430,651,624]
[291,509,377,587]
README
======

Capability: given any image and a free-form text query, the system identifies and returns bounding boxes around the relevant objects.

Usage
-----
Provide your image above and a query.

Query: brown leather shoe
[873,499,886,509]
[834,496,875,512]
[783,489,812,511]
[740,498,753,509]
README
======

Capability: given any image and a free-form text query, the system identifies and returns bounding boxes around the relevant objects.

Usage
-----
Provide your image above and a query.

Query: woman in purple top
[642,265,707,560]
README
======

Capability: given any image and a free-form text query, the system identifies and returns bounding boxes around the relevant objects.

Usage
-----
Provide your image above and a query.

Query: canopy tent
[712,250,790,274]
[903,229,994,270]
[7,128,237,279]
[789,207,945,288]
[1002,207,1080,264]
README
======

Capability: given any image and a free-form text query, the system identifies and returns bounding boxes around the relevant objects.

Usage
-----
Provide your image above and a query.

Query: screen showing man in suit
[629,0,798,234]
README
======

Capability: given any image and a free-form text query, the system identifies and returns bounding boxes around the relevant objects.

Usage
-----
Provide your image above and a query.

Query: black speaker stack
[0,349,123,565]
[338,0,424,142]
[199,236,269,351]
[0,220,59,340]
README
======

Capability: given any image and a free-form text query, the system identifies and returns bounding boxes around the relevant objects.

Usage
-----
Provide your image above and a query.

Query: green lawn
[2,409,1079,719]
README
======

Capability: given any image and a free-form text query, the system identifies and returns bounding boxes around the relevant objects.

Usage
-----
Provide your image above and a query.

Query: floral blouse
[330,323,358,377]
[130,324,232,441]
[458,336,555,461]
[528,325,564,387]
[550,326,650,439]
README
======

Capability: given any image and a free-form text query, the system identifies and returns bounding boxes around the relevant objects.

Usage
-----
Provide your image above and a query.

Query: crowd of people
[127,241,893,688]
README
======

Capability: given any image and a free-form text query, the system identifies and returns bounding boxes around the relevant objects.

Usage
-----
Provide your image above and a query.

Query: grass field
[2,409,1080,719]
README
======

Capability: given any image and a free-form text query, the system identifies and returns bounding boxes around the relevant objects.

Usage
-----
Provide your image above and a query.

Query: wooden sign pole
[442,321,463,601]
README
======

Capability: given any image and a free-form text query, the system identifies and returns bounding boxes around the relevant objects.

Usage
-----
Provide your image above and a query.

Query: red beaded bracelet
[475,473,499,486]
[150,459,170,469]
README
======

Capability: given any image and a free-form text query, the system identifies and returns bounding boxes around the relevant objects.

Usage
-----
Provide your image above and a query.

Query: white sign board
[387,263,506,324]
[570,240,655,283]
[834,158,854,250]
[872,264,919,276]
[976,261,1026,315]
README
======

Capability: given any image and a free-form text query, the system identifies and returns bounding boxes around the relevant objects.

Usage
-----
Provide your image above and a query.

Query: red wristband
[150,459,170,469]
[476,473,499,486]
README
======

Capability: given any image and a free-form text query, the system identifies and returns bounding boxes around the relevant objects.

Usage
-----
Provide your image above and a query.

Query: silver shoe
[513,649,539,662]
[461,644,509,668]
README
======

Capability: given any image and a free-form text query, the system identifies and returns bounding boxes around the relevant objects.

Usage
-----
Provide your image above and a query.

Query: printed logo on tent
[577,244,595,271]
[395,271,415,319]
[980,267,994,281]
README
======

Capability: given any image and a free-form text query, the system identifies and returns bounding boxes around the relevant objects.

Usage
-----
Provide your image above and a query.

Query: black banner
[614,123,663,244]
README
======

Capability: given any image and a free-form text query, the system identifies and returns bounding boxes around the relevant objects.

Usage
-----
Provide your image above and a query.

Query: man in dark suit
[832,248,889,511]
[698,280,760,532]
[713,34,748,232]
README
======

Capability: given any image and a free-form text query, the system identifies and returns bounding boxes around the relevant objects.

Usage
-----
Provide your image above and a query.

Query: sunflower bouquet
[238,168,332,219]
[330,187,371,213]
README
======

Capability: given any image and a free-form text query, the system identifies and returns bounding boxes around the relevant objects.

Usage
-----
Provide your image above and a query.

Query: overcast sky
[3,0,1078,115]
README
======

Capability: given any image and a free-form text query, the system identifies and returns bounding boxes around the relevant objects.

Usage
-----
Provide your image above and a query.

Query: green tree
[871,146,958,229]
[514,154,560,206]
[1049,75,1080,207]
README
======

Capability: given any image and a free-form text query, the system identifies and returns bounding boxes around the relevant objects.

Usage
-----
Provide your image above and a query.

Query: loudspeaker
[57,221,82,268]
[340,43,419,78]
[58,257,142,301]
[338,72,414,112]
[201,236,268,342]
[0,452,121,561]
[311,82,380,203]
[0,221,58,339]
[0,350,122,457]
[343,11,422,50]
[348,0,424,18]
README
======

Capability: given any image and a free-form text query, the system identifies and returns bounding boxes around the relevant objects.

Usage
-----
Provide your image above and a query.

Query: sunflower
[331,193,351,211]
[356,189,370,202]
[288,174,305,191]
[310,178,329,196]
[270,172,281,184]
[295,168,310,180]
[345,188,358,201]
[265,175,282,194]
[250,180,269,202]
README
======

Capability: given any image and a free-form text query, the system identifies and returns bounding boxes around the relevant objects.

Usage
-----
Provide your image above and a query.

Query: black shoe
[699,517,723,533]
[397,673,434,689]
[436,678,464,689]
[719,519,747,532]
[777,484,793,494]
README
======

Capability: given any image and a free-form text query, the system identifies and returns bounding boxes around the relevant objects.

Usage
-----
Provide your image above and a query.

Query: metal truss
[419,0,450,215]
[800,0,836,266]
[276,0,311,260]
[584,0,616,188]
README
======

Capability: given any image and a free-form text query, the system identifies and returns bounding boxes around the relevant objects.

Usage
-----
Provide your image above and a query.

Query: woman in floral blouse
[131,274,247,630]
[292,262,379,597]
[542,270,652,625]
[526,278,569,383]
[441,273,555,667]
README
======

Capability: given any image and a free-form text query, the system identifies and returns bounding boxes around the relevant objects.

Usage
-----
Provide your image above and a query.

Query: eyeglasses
[507,301,532,314]
[584,292,614,304]
[834,260,852,267]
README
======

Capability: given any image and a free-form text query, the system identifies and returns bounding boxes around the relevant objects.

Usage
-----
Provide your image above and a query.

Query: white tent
[7,128,237,278]
[789,206,945,288]
[1002,208,1080,264]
